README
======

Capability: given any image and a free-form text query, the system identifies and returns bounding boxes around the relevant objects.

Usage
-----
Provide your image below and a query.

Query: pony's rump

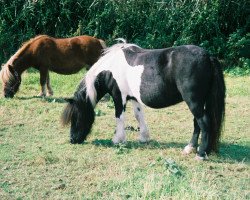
[98,39,107,49]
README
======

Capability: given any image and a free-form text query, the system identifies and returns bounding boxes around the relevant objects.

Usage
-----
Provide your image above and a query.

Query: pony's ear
[64,98,74,104]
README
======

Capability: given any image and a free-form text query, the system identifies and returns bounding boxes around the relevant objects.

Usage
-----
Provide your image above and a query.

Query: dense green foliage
[0,0,249,69]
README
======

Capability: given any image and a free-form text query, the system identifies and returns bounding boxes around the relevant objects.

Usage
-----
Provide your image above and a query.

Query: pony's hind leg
[46,73,53,96]
[195,112,210,160]
[132,100,150,143]
[183,118,200,155]
[183,97,210,160]
[188,104,210,160]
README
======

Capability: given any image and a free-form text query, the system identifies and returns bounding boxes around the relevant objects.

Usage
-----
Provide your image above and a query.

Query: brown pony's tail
[61,99,75,126]
[207,57,226,153]
[98,39,107,49]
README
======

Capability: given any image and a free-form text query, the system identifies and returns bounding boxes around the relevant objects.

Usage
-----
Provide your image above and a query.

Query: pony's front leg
[112,112,126,144]
[37,68,48,97]
[46,73,54,96]
[112,99,126,144]
[132,100,150,143]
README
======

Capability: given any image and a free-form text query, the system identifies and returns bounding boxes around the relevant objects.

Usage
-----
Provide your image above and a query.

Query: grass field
[0,71,249,199]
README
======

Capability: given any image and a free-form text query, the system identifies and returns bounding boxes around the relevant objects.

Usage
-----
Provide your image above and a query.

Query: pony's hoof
[37,93,46,97]
[47,89,54,96]
[182,144,196,155]
[195,154,209,161]
[112,137,126,144]
[139,138,150,143]
[139,134,150,143]
[46,92,54,97]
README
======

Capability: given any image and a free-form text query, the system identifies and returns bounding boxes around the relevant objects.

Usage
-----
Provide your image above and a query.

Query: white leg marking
[182,144,197,155]
[132,101,150,143]
[112,113,126,144]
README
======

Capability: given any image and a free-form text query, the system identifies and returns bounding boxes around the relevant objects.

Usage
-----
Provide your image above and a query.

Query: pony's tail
[61,99,75,126]
[98,39,107,49]
[206,57,226,153]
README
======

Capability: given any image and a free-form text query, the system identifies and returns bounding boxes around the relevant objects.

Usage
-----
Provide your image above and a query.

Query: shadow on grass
[92,139,186,150]
[219,143,250,163]
[17,96,67,103]
[92,139,249,163]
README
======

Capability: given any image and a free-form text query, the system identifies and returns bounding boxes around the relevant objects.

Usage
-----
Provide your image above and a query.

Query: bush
[0,0,248,70]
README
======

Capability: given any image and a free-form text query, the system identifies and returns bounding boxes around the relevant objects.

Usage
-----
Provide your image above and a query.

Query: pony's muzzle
[4,92,14,98]
[70,138,84,144]
[70,134,85,144]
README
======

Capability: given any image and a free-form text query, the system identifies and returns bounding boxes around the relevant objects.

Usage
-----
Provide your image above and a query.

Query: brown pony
[0,35,106,98]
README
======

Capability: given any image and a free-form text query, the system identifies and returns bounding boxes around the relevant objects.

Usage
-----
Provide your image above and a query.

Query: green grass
[0,71,249,199]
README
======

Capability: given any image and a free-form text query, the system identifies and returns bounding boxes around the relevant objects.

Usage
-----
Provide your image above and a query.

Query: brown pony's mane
[0,35,48,85]
[0,64,12,86]
[10,35,49,62]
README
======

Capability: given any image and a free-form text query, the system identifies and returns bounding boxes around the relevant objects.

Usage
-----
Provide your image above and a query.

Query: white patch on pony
[182,144,197,155]
[112,113,126,144]
[85,42,144,107]
[132,100,150,142]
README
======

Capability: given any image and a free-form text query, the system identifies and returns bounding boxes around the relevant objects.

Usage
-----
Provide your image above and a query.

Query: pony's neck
[85,72,111,107]
[7,49,31,74]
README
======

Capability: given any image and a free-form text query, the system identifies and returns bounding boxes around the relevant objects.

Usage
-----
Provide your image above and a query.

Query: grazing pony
[61,41,226,160]
[0,35,106,98]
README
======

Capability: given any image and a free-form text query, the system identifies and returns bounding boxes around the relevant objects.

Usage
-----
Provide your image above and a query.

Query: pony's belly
[140,82,183,108]
[50,64,83,74]
[125,65,183,108]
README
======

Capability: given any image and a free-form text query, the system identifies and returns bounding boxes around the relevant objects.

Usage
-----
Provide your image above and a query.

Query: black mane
[62,79,95,144]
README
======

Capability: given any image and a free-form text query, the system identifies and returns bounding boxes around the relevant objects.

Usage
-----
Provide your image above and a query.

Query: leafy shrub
[226,30,250,67]
[0,0,248,71]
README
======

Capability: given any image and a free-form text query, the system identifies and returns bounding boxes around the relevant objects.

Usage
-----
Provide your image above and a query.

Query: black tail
[206,57,226,152]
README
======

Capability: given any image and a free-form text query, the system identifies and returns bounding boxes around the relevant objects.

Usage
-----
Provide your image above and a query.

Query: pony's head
[0,63,21,98]
[61,83,95,144]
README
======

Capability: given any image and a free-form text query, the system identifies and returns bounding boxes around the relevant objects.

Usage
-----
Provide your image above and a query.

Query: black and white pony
[62,41,225,160]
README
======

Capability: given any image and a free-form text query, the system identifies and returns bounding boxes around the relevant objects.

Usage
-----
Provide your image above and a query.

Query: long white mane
[85,38,142,106]
[102,38,141,56]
